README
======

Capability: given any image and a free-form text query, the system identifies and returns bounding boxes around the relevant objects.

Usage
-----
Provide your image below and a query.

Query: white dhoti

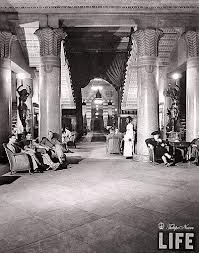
[123,123,134,157]
[123,138,134,157]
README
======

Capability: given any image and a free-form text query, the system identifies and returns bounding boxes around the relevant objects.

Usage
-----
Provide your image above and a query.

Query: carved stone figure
[164,83,180,134]
[17,84,31,133]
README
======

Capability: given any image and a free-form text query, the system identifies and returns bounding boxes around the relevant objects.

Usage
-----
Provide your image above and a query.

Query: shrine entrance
[91,107,104,131]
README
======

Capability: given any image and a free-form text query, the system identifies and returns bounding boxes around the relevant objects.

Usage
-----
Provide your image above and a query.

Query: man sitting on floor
[145,131,174,166]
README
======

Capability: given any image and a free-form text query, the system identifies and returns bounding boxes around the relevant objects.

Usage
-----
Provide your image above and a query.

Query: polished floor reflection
[0,139,198,253]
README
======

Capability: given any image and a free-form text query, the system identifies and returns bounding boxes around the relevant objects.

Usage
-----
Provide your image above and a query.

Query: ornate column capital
[184,30,199,58]
[0,31,13,58]
[34,27,67,57]
[132,29,163,58]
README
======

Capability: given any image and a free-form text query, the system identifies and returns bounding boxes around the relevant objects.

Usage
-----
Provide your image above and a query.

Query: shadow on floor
[0,175,21,186]
[67,156,84,164]
[91,132,106,142]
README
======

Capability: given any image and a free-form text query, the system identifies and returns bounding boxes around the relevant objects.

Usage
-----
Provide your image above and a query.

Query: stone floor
[0,138,199,253]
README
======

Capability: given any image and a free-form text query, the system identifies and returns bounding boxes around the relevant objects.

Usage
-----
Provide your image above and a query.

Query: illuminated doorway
[91,103,104,131]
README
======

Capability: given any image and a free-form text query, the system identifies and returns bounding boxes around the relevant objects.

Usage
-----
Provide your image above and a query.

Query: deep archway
[82,77,118,131]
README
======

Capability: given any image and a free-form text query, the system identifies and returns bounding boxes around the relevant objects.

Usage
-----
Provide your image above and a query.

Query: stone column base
[133,154,150,162]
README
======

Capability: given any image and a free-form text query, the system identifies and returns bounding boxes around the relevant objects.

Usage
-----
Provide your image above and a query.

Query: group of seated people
[145,130,199,166]
[7,130,73,173]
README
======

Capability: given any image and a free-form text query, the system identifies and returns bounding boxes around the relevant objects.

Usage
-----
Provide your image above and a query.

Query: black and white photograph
[0,0,199,252]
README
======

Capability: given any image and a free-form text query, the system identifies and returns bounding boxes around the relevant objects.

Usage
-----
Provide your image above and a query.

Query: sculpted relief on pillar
[34,27,67,73]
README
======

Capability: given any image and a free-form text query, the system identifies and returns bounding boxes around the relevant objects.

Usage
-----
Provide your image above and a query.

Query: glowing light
[91,86,103,91]
[93,78,103,81]
[172,73,181,80]
[94,99,103,105]
[17,73,26,80]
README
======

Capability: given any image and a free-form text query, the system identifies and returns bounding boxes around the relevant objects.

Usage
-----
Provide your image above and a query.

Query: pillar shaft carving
[34,27,66,57]
[132,29,163,58]
[184,30,199,58]
[132,29,162,161]
[34,27,66,138]
[0,31,13,58]
[185,32,199,141]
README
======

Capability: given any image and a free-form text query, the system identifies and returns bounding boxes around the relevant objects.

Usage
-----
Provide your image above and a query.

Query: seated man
[67,131,76,149]
[40,131,68,164]
[189,138,199,164]
[62,127,72,143]
[19,133,60,171]
[7,134,41,173]
[54,129,74,152]
[145,131,174,166]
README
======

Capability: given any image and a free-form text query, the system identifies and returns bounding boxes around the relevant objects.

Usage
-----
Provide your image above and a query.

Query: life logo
[158,222,196,251]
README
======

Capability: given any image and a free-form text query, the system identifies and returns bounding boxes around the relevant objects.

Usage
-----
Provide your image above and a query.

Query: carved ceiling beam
[1,1,199,14]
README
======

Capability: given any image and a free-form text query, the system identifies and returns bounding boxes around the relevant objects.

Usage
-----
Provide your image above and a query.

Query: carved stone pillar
[133,29,163,161]
[0,31,13,158]
[184,31,199,141]
[158,65,169,139]
[34,27,66,138]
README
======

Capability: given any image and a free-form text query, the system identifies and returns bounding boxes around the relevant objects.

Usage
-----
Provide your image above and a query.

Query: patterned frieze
[121,39,138,110]
[2,0,199,12]
[60,41,75,109]
[158,28,181,65]
[19,22,41,67]
[159,40,177,47]
[159,51,172,58]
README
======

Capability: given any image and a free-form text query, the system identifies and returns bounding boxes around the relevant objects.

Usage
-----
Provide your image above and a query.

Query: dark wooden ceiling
[64,26,132,92]
[64,27,131,53]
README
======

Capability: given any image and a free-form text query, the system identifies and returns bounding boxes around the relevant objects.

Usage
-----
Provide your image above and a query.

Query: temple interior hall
[0,1,199,252]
